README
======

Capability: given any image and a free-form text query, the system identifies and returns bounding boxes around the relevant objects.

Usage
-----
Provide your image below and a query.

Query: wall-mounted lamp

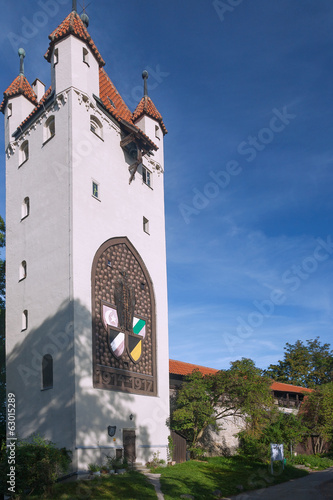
[129,414,133,421]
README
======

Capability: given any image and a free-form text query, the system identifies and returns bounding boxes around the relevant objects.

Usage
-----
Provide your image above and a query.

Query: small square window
[92,181,99,199]
[142,167,151,187]
[143,217,149,234]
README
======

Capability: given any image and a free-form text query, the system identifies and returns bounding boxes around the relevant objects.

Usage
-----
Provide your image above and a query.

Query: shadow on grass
[156,457,309,500]
[27,471,157,500]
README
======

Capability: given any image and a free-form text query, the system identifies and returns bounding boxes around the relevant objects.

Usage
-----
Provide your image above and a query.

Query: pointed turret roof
[0,74,37,113]
[133,96,167,135]
[44,10,105,67]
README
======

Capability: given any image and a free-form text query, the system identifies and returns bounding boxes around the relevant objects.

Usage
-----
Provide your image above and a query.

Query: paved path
[142,471,165,500]
[225,467,333,500]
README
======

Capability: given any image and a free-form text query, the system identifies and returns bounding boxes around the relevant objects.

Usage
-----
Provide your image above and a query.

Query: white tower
[2,4,169,471]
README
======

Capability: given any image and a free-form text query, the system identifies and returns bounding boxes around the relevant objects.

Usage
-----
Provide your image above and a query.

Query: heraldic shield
[101,301,147,363]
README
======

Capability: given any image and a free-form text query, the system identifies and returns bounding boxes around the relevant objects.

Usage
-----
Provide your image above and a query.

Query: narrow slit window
[19,261,27,281]
[53,48,59,66]
[21,197,30,220]
[155,125,160,139]
[44,115,55,143]
[83,47,89,66]
[19,141,29,166]
[142,167,151,187]
[92,181,99,199]
[90,116,103,139]
[22,310,28,331]
[7,103,12,118]
[42,354,53,390]
[143,217,149,234]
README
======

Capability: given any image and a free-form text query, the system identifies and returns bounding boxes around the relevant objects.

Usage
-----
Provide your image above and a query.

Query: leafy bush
[189,446,207,460]
[237,432,268,462]
[0,435,71,497]
[88,463,100,472]
[290,453,333,470]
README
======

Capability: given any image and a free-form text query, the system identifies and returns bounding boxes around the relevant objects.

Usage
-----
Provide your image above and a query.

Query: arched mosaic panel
[92,237,157,396]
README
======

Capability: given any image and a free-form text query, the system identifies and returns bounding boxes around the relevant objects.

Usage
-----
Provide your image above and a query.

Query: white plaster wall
[5,95,76,461]
[69,93,170,468]
[4,95,35,150]
[51,36,99,99]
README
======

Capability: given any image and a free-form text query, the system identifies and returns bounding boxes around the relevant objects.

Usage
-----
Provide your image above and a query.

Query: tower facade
[2,6,169,471]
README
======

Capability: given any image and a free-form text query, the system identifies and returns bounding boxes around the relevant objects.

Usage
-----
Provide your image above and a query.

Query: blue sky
[1,0,333,371]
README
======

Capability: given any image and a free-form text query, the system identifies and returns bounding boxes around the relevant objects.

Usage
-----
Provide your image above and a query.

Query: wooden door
[123,430,136,462]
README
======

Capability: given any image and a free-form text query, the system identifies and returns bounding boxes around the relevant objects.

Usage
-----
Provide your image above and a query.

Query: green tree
[300,382,333,454]
[169,358,275,449]
[207,358,275,436]
[264,338,333,388]
[168,369,216,448]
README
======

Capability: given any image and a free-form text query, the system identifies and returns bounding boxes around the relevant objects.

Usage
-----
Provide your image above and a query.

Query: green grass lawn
[28,471,157,500]
[154,456,309,499]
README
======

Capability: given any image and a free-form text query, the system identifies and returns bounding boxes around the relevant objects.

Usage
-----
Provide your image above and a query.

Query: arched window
[90,116,103,139]
[19,141,29,166]
[22,310,28,331]
[19,261,27,281]
[21,197,30,220]
[42,354,53,390]
[44,115,55,143]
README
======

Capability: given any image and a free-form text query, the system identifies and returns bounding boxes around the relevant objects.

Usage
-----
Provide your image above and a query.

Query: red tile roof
[99,68,133,123]
[270,381,313,394]
[169,359,313,393]
[0,75,37,113]
[133,96,167,135]
[169,359,219,377]
[44,11,105,67]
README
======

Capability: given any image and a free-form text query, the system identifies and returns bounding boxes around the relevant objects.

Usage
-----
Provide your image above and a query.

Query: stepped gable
[44,10,105,67]
[0,75,37,113]
[133,95,167,135]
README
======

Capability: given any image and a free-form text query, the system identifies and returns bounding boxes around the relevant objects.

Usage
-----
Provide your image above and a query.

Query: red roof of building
[169,359,219,377]
[99,68,133,123]
[270,381,313,394]
[133,96,167,135]
[169,359,313,393]
[0,74,37,113]
[44,10,105,67]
